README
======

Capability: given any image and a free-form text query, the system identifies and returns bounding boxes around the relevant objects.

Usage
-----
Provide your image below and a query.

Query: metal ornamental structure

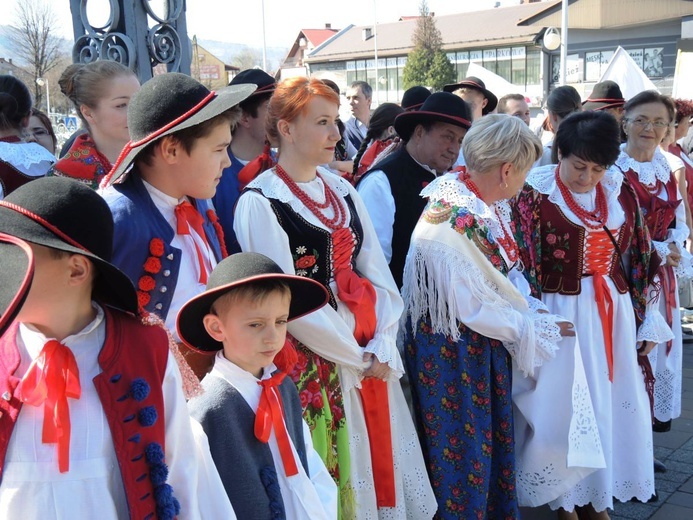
[69,0,191,82]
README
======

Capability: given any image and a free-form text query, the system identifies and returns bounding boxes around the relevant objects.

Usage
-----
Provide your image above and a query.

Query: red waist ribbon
[332,227,395,507]
[17,340,81,473]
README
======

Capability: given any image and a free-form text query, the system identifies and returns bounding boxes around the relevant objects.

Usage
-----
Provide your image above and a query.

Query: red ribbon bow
[17,340,81,473]
[175,200,211,284]
[254,372,299,477]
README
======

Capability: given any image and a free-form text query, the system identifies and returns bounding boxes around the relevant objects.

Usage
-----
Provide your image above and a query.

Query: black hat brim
[177,273,329,353]
[0,205,138,315]
[442,82,498,114]
[104,83,257,187]
[0,234,34,337]
[582,100,625,112]
[395,110,472,141]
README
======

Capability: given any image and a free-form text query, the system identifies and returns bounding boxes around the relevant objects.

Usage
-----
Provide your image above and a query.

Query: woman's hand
[558,321,575,337]
[362,352,391,380]
[637,341,656,356]
[666,242,681,267]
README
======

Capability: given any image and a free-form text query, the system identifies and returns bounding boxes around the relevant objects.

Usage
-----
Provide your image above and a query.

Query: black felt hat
[443,76,498,114]
[0,233,34,337]
[583,80,625,111]
[229,68,276,96]
[394,92,473,141]
[177,252,329,352]
[0,177,138,314]
[401,86,431,112]
[102,72,257,187]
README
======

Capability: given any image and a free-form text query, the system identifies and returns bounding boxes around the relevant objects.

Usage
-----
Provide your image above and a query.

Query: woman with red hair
[233,77,436,518]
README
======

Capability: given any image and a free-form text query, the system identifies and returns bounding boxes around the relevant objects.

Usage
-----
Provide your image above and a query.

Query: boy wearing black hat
[213,69,277,253]
[0,177,236,519]
[181,252,338,520]
[100,73,255,377]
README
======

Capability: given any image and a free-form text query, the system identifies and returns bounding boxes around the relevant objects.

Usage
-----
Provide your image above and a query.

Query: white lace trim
[363,321,405,378]
[402,237,558,376]
[0,141,55,175]
[615,147,671,186]
[550,478,655,512]
[526,294,549,313]
[526,164,623,214]
[652,240,671,268]
[246,166,351,213]
[637,306,675,344]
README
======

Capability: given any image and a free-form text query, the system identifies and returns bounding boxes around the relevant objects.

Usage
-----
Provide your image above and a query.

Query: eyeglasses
[626,118,671,129]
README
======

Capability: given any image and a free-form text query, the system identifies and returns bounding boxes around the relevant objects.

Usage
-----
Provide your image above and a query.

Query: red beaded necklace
[555,163,609,230]
[459,169,519,263]
[274,164,347,230]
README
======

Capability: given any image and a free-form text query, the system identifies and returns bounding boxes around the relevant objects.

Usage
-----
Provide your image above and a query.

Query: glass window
[497,48,511,82]
[585,52,614,81]
[643,48,664,77]
[526,48,541,87]
[512,53,526,86]
[457,62,469,81]
[482,49,496,73]
[347,70,356,86]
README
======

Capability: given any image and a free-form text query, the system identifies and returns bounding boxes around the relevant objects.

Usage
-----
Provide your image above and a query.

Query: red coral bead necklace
[555,163,609,230]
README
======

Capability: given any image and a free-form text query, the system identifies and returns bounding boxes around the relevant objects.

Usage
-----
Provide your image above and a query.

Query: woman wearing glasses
[616,91,688,447]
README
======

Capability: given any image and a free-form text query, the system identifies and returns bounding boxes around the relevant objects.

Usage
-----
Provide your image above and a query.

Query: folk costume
[668,141,693,215]
[400,172,587,519]
[515,165,669,511]
[49,133,111,190]
[0,177,235,519]
[235,167,438,519]
[616,146,689,424]
[0,136,54,200]
[179,252,337,520]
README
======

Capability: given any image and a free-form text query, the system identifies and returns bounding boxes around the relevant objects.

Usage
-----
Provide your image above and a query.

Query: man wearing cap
[344,81,373,152]
[213,69,276,253]
[357,92,472,288]
[100,73,254,378]
[583,80,626,122]
[401,85,431,112]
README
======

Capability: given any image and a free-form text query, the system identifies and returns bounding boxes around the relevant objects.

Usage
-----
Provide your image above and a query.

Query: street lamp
[36,77,50,116]
[543,28,561,52]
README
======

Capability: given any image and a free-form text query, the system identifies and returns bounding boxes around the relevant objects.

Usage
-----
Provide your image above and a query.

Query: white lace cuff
[506,312,562,377]
[364,323,405,379]
[636,307,674,344]
[653,240,671,267]
[676,249,693,281]
[526,295,550,314]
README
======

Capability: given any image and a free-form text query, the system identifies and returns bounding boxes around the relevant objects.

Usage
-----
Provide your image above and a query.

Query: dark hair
[352,102,404,176]
[554,111,621,167]
[137,108,241,167]
[239,91,273,119]
[674,99,693,124]
[497,93,526,114]
[59,61,137,129]
[0,75,32,131]
[623,90,676,123]
[30,108,57,149]
[349,80,372,100]
[211,278,291,315]
[547,85,582,120]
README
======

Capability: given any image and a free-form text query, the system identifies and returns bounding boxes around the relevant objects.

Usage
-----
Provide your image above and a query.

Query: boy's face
[172,121,232,200]
[204,289,290,378]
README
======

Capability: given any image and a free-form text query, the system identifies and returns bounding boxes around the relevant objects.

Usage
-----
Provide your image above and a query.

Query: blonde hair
[463,114,542,174]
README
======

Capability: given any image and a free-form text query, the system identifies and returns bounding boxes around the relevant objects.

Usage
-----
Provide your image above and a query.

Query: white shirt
[0,304,236,519]
[195,353,338,520]
[142,181,217,339]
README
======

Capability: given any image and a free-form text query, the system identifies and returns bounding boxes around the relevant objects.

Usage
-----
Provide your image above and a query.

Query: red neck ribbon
[175,200,210,284]
[254,372,299,476]
[17,340,81,473]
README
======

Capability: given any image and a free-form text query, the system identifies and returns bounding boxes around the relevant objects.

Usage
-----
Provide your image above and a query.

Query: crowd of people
[0,58,692,520]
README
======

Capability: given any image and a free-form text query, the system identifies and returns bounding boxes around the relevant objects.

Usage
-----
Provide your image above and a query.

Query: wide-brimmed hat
[230,68,276,97]
[0,177,138,314]
[443,76,498,114]
[401,86,431,111]
[101,73,257,187]
[0,233,34,337]
[177,252,329,352]
[394,92,473,141]
[583,80,625,111]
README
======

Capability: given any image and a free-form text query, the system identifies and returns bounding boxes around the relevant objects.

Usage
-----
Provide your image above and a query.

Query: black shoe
[653,418,672,432]
[654,458,667,473]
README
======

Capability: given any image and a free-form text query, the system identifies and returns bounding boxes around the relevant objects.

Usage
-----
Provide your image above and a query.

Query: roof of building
[518,0,693,29]
[301,29,339,48]
[305,1,559,62]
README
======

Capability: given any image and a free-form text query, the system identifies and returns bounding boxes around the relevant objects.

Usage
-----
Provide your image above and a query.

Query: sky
[5,0,523,49]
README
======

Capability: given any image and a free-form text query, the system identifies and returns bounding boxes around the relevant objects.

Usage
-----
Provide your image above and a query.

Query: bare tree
[231,47,263,71]
[8,0,64,108]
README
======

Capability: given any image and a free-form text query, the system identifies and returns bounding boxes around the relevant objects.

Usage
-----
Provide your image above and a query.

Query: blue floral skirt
[403,317,519,520]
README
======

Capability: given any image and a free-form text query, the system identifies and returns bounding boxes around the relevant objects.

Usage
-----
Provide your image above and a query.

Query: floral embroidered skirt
[289,342,355,519]
[403,317,519,520]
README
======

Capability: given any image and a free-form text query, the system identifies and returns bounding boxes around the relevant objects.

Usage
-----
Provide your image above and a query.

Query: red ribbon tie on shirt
[175,200,211,284]
[17,340,81,473]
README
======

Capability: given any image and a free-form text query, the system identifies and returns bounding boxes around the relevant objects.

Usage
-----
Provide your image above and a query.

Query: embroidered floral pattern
[541,222,571,272]
[404,317,519,519]
[293,246,320,275]
[137,238,164,310]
